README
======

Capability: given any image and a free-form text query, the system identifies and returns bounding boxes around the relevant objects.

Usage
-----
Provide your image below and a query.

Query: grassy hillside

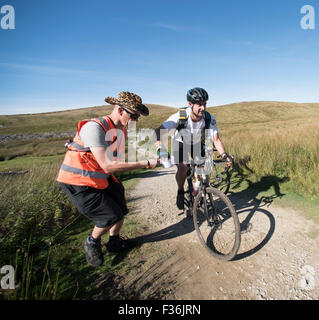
[2,100,317,134]
[210,101,319,126]
[208,102,319,195]
[208,101,319,221]
[1,100,319,299]
[0,104,175,169]
[0,104,175,135]
[1,100,319,202]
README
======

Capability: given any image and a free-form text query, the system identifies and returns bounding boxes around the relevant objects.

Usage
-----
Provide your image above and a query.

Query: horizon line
[1,100,319,116]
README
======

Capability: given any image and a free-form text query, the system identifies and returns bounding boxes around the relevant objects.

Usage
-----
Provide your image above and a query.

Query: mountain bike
[183,154,241,261]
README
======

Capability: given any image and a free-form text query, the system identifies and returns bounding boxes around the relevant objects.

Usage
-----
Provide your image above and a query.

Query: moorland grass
[0,161,150,299]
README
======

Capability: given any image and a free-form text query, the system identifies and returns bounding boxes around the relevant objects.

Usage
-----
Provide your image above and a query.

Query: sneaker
[176,190,185,210]
[82,236,104,267]
[105,236,139,254]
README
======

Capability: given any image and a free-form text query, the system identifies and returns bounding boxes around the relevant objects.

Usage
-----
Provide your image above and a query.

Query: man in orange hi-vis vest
[57,91,159,267]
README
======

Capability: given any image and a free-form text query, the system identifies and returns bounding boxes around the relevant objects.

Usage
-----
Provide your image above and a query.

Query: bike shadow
[112,169,289,264]
[232,200,275,261]
[126,175,289,263]
[134,174,288,262]
[227,174,289,260]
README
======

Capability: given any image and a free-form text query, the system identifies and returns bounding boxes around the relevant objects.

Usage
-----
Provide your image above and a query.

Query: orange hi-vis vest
[56,116,126,189]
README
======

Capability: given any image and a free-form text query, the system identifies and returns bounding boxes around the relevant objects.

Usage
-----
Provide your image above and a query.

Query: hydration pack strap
[176,108,188,131]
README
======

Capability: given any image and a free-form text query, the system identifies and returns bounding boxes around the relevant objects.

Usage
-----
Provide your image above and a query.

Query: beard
[191,107,204,119]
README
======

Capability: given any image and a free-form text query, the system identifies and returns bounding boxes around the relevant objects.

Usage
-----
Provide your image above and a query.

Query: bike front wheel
[183,188,194,217]
[193,186,241,261]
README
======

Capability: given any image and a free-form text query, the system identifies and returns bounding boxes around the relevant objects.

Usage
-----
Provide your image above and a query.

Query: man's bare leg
[176,163,188,209]
[176,163,188,191]
[91,218,124,239]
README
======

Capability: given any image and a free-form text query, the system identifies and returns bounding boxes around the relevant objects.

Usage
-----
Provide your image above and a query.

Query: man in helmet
[154,87,232,210]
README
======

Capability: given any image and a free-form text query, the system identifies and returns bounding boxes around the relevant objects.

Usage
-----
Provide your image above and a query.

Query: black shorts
[172,140,205,164]
[59,178,128,228]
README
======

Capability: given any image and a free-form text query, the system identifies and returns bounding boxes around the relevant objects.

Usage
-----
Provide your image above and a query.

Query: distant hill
[208,101,319,127]
[0,104,175,135]
[1,101,319,135]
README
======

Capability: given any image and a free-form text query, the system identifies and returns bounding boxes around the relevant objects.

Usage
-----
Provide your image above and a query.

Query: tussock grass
[209,102,319,200]
[0,162,75,299]
[0,138,67,162]
[0,159,150,299]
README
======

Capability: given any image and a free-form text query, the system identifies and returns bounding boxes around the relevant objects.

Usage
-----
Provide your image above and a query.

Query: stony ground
[120,166,319,300]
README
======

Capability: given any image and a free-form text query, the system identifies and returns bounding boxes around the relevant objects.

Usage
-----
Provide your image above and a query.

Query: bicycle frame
[185,149,232,218]
[186,161,212,225]
[199,175,213,227]
[184,152,240,261]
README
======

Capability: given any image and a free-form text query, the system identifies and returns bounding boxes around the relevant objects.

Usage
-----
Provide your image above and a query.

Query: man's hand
[157,144,170,160]
[149,158,160,169]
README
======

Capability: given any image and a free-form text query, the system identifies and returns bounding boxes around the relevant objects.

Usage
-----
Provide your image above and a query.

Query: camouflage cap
[105,91,149,116]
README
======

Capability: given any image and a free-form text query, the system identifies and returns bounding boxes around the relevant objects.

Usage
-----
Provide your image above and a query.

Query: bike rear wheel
[193,186,241,261]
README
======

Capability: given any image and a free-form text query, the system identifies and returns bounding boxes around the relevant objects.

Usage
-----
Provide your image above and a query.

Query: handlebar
[186,153,234,180]
[215,155,234,174]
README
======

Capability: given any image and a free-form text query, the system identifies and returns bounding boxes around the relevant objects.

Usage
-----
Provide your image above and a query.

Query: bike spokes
[193,187,240,261]
[207,194,236,255]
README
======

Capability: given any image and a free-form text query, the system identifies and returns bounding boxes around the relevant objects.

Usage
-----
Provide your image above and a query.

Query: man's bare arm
[154,124,169,148]
[90,146,157,173]
[212,134,232,166]
[212,133,226,155]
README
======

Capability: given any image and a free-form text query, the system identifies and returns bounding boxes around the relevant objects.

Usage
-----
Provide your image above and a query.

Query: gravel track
[125,166,319,300]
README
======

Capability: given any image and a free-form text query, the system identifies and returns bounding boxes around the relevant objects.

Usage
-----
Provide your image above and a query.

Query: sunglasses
[122,107,140,120]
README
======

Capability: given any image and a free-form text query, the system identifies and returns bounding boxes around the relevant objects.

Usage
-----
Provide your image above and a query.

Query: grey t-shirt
[79,121,106,148]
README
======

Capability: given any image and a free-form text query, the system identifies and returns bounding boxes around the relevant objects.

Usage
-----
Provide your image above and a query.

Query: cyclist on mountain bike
[154,87,232,210]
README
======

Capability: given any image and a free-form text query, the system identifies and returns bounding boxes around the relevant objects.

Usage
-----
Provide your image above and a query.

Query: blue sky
[0,0,318,114]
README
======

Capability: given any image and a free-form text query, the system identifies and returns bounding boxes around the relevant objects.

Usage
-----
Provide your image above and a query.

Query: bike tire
[183,175,195,217]
[193,186,241,261]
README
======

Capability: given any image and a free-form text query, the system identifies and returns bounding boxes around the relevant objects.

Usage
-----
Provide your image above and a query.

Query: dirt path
[124,167,319,300]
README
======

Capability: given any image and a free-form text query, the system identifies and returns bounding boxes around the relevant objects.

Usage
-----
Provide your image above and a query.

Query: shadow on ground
[118,168,175,183]
[116,161,290,264]
[103,161,291,298]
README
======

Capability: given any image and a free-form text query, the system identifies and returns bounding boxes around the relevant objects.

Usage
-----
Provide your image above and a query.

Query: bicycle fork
[201,177,214,227]
[186,176,194,209]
